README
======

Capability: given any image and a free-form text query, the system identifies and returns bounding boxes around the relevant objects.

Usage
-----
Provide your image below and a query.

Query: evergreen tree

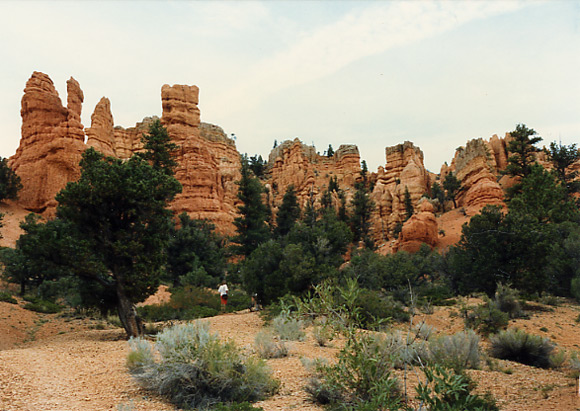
[136,119,178,174]
[443,172,461,209]
[249,155,266,178]
[403,186,414,221]
[505,124,542,179]
[431,181,446,212]
[54,140,181,337]
[166,213,226,288]
[350,181,375,248]
[0,157,22,201]
[232,155,270,257]
[546,142,580,196]
[360,160,369,184]
[275,185,301,237]
[327,144,335,157]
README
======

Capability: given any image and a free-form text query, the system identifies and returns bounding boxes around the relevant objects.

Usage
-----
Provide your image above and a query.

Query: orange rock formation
[9,72,87,214]
[394,199,438,253]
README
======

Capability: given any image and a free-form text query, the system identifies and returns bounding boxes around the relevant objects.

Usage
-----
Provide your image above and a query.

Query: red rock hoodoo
[394,199,438,253]
[9,72,87,214]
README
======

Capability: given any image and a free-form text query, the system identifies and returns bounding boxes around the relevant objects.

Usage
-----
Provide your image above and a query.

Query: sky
[0,0,578,172]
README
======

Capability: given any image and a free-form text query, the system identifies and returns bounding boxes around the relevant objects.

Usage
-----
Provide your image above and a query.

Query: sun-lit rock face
[443,137,505,208]
[9,72,86,214]
[86,97,116,157]
[160,84,239,235]
[394,199,438,253]
[267,138,361,213]
[370,141,431,241]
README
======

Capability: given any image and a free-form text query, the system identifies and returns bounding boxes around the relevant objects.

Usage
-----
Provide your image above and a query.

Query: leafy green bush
[254,331,288,359]
[0,291,17,304]
[128,321,278,409]
[489,328,555,368]
[212,402,265,411]
[462,300,508,336]
[355,289,409,327]
[416,365,499,411]
[273,314,305,341]
[428,330,481,373]
[23,298,61,313]
[494,283,523,319]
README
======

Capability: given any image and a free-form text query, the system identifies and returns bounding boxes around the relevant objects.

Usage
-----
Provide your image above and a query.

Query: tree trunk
[116,282,143,338]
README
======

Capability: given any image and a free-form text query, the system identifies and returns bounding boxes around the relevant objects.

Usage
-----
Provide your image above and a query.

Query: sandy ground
[1,294,580,411]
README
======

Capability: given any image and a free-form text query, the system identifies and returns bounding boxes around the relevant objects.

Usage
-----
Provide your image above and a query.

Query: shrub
[356,289,409,327]
[126,337,155,370]
[416,365,499,411]
[462,300,508,336]
[273,314,305,341]
[371,331,429,369]
[494,283,523,319]
[254,331,288,359]
[312,325,333,347]
[489,328,555,368]
[428,330,481,373]
[212,403,265,411]
[128,322,278,409]
[0,291,17,304]
[23,299,61,314]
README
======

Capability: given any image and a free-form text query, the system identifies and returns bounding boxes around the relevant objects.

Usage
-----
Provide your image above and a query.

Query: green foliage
[23,298,62,313]
[128,322,278,409]
[546,141,580,196]
[275,185,301,237]
[249,155,266,179]
[489,328,555,368]
[508,164,578,224]
[403,186,413,221]
[326,144,335,157]
[241,210,351,305]
[0,291,17,304]
[350,177,375,247]
[273,314,305,341]
[233,154,270,257]
[493,283,523,319]
[0,156,22,201]
[416,365,499,411]
[137,286,250,322]
[428,330,481,374]
[54,141,182,337]
[430,181,445,212]
[213,402,265,411]
[462,299,509,336]
[166,213,226,288]
[443,172,461,209]
[505,124,542,180]
[254,331,288,358]
[135,119,178,174]
[355,289,409,326]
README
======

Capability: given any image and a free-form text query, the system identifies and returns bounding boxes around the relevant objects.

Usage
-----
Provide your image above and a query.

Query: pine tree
[327,144,335,157]
[443,172,461,209]
[546,142,580,196]
[233,155,270,256]
[0,157,22,201]
[275,185,301,237]
[505,124,542,179]
[403,186,414,221]
[350,180,375,248]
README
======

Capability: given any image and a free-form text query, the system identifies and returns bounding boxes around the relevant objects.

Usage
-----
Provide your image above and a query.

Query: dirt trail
[2,297,580,410]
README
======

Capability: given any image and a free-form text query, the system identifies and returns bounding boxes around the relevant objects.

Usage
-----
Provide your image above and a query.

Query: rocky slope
[7,71,580,251]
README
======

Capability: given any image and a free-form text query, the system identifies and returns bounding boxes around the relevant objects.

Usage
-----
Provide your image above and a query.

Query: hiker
[218,280,229,312]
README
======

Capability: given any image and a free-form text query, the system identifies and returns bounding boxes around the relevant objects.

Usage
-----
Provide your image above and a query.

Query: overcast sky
[0,0,578,172]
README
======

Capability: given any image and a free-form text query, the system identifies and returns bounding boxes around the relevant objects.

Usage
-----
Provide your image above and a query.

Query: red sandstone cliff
[9,72,86,214]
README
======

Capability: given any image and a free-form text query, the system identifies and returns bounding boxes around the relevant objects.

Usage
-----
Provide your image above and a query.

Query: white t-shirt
[218,284,229,296]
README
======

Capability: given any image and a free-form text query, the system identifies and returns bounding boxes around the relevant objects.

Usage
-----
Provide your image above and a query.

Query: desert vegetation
[1,122,580,410]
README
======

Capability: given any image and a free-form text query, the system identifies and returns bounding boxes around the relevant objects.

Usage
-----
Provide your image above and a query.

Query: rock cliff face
[160,84,239,235]
[442,137,505,208]
[9,72,86,214]
[370,142,431,241]
[266,139,361,212]
[394,199,438,253]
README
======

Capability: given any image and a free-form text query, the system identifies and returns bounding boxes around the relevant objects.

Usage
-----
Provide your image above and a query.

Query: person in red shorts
[218,280,229,312]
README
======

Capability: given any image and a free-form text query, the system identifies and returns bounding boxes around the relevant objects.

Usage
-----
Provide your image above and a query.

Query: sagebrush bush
[273,314,305,341]
[126,337,155,371]
[489,328,555,368]
[254,331,288,359]
[312,325,333,347]
[128,321,278,409]
[371,331,428,369]
[428,330,481,373]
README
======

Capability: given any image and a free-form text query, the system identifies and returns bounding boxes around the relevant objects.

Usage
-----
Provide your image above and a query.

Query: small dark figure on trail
[218,280,229,312]
[250,293,262,312]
